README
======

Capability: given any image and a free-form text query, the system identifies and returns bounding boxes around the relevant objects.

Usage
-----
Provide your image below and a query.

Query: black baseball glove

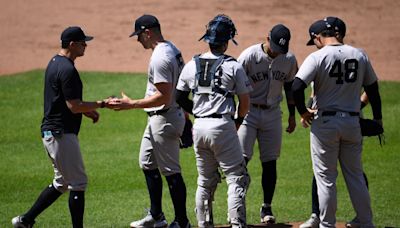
[180,117,193,148]
[359,118,383,137]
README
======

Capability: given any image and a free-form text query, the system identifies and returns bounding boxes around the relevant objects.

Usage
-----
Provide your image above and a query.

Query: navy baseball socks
[260,160,277,224]
[17,184,62,226]
[142,170,189,228]
[13,185,85,228]
[69,191,85,228]
[262,160,276,206]
[143,169,164,217]
[166,173,190,228]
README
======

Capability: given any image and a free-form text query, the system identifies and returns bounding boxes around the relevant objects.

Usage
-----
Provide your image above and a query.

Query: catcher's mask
[199,14,238,45]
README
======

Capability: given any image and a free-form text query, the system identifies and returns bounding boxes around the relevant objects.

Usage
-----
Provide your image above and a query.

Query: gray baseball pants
[311,113,374,227]
[139,108,185,176]
[193,116,250,227]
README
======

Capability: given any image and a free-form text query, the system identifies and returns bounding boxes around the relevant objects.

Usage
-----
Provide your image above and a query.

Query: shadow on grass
[215,223,292,227]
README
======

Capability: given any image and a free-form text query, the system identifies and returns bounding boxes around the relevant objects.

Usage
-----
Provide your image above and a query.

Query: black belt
[251,103,270,109]
[321,111,359,116]
[194,114,234,120]
[147,108,169,117]
[194,113,223,118]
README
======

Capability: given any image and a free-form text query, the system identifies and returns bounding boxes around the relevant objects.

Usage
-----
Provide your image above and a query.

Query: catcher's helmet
[199,14,238,45]
[324,16,346,38]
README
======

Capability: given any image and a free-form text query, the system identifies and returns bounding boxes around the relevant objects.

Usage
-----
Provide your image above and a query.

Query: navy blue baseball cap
[61,26,93,42]
[130,14,160,37]
[306,20,333,46]
[324,16,346,38]
[269,24,291,54]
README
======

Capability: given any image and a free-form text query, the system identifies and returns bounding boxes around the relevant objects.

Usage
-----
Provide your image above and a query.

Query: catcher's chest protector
[193,54,234,97]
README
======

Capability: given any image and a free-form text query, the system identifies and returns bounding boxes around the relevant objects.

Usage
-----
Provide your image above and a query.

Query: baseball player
[236,24,298,224]
[12,26,109,228]
[108,15,190,228]
[292,19,382,227]
[175,14,252,228]
[299,17,371,228]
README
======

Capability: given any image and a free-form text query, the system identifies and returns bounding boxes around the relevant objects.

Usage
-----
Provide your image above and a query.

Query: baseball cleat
[168,221,191,228]
[130,210,168,228]
[11,215,34,228]
[299,213,320,228]
[260,203,275,224]
[345,217,361,228]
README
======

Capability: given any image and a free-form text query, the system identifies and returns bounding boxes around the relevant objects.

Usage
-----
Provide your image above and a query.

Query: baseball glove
[180,117,193,148]
[359,118,383,137]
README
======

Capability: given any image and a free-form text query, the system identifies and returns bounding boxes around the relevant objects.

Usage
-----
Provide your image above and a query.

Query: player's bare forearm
[66,99,105,113]
[129,92,167,109]
[108,89,170,111]
[237,93,250,117]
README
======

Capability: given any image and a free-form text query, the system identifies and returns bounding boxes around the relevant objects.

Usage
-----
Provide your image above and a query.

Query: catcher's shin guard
[195,198,214,228]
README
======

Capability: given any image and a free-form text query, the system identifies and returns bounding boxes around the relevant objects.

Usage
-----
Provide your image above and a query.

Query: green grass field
[0,70,399,227]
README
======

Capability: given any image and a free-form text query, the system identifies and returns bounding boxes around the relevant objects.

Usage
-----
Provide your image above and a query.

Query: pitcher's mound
[215,222,347,227]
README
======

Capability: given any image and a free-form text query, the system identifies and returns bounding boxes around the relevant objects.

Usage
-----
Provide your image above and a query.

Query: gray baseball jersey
[144,41,183,112]
[238,44,298,107]
[297,44,377,112]
[295,44,377,227]
[139,41,185,176]
[237,44,298,162]
[177,52,252,227]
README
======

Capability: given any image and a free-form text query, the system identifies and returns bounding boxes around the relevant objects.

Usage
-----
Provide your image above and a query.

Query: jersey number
[329,59,358,84]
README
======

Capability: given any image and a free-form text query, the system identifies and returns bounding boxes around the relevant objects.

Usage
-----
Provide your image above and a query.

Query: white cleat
[130,210,168,228]
[260,203,275,224]
[299,213,320,228]
[11,216,34,228]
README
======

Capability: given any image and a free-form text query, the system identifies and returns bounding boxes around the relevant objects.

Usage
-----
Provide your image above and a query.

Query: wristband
[100,101,105,108]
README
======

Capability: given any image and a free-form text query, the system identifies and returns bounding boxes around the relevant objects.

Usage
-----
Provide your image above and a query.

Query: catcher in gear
[176,14,252,228]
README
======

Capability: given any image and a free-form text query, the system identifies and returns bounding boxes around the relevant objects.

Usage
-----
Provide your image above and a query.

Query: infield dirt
[1,0,399,81]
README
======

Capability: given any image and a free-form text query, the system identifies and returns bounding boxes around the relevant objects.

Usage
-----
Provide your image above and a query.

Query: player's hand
[107,92,135,111]
[300,110,315,128]
[84,110,100,123]
[101,95,117,109]
[286,115,296,133]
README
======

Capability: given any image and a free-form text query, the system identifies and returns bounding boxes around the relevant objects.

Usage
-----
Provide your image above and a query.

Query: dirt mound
[1,0,399,81]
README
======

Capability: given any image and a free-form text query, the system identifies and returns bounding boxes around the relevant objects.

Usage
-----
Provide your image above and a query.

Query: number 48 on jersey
[329,59,359,84]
